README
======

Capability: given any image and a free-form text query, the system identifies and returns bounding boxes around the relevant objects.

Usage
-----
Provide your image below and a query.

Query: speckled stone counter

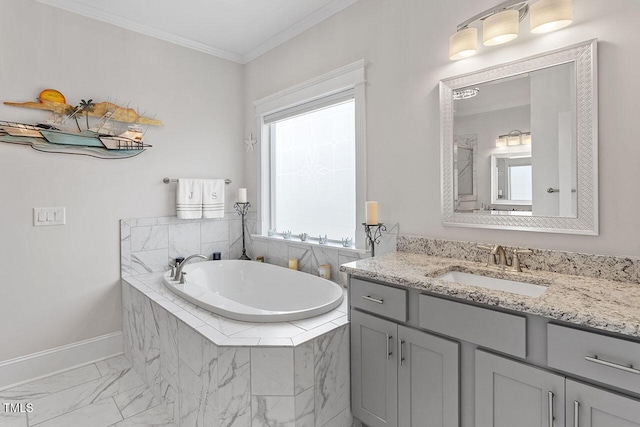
[340,252,640,338]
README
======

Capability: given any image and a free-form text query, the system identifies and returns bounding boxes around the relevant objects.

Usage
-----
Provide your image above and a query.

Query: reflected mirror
[441,40,598,234]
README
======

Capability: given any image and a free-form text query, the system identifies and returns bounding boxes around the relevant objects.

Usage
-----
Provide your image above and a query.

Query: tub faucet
[174,254,207,281]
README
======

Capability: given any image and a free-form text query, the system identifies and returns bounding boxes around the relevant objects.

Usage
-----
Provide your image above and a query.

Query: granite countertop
[340,252,640,338]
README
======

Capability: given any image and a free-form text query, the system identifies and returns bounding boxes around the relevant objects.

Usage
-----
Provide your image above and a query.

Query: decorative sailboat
[0,89,162,159]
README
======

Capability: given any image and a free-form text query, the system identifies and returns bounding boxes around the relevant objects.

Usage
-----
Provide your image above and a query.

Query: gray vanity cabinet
[475,350,565,427]
[351,309,398,427]
[351,309,459,427]
[566,380,640,427]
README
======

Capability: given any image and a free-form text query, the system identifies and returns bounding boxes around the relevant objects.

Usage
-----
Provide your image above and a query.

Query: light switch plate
[33,207,66,226]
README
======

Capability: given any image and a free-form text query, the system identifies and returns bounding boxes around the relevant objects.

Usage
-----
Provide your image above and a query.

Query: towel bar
[163,177,232,185]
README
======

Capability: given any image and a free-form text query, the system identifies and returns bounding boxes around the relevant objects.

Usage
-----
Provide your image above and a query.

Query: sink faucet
[173,254,207,281]
[477,244,533,272]
[491,245,508,270]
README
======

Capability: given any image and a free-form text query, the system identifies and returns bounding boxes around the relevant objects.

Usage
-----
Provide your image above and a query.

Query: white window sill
[251,234,370,255]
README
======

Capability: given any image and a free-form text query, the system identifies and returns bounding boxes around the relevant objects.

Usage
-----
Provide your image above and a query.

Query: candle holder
[234,202,251,260]
[363,223,386,257]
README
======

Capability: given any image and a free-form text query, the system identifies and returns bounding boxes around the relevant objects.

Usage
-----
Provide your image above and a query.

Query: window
[269,98,355,239]
[254,61,366,246]
[508,165,532,201]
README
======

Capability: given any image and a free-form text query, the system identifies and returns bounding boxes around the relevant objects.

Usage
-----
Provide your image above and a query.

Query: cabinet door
[351,309,398,427]
[566,379,640,427]
[475,350,565,427]
[397,325,459,427]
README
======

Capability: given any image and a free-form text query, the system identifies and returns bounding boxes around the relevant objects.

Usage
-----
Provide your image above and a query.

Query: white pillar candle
[288,258,299,270]
[238,188,247,203]
[365,201,379,225]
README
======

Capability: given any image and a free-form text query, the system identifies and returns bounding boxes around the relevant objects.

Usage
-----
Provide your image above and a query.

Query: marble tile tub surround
[122,279,354,427]
[247,224,398,285]
[0,354,174,427]
[121,212,256,279]
[341,251,640,338]
[397,235,640,284]
[121,213,398,285]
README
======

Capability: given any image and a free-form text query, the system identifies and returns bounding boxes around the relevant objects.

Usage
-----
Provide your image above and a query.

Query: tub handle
[362,295,384,304]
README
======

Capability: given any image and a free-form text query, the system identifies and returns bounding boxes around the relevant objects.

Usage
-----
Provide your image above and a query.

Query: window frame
[254,60,367,248]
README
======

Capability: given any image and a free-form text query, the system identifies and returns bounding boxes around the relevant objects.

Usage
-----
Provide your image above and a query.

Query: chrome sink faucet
[173,254,207,281]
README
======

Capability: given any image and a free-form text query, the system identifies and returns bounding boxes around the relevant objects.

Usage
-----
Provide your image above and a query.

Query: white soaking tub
[162,260,344,322]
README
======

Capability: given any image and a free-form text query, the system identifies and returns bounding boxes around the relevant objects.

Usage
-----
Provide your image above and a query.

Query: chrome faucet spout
[173,254,207,281]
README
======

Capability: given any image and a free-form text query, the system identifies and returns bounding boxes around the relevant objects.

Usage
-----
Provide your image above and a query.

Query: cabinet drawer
[419,295,526,358]
[548,324,640,395]
[350,278,407,322]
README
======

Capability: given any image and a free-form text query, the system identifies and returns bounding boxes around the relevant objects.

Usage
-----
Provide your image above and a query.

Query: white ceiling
[36,0,359,64]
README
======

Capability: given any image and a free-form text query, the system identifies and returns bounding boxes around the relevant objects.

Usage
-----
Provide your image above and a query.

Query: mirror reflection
[453,62,577,217]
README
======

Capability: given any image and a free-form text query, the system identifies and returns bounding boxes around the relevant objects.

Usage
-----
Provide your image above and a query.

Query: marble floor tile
[113,384,160,419]
[29,368,144,425]
[0,411,27,427]
[108,405,176,427]
[0,365,101,401]
[31,397,123,427]
[96,355,131,377]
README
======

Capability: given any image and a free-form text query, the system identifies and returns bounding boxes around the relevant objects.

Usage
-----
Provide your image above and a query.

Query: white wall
[0,0,244,361]
[244,0,640,257]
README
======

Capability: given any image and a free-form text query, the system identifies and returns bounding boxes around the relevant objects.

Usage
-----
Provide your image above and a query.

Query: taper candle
[365,201,379,225]
[238,188,247,203]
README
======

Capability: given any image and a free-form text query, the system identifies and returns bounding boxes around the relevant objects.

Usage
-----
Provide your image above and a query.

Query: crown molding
[36,0,245,63]
[243,0,360,64]
[36,0,360,65]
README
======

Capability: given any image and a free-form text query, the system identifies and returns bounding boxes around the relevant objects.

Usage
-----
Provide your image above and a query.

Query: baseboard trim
[0,331,123,390]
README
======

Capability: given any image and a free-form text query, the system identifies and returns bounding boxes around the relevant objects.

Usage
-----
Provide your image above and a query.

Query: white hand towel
[176,179,203,219]
[202,179,225,219]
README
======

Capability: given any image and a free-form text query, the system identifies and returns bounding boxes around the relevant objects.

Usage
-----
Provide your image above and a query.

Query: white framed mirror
[440,39,598,234]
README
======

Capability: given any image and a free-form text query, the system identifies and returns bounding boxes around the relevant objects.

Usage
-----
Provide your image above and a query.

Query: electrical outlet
[33,207,66,226]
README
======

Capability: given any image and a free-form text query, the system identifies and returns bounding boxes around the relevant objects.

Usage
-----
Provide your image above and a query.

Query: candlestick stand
[234,202,251,260]
[363,223,386,257]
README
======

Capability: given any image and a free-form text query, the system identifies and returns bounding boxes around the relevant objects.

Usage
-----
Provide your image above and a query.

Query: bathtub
[162,260,344,322]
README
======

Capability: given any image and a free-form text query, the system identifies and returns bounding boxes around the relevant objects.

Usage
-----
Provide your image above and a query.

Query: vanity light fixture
[449,27,478,61]
[449,0,573,61]
[483,9,520,46]
[496,130,532,147]
[530,0,573,33]
[453,87,480,100]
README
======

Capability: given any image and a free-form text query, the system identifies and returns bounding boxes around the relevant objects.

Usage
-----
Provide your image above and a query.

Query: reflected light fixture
[453,88,480,100]
[496,130,532,147]
[449,27,478,61]
[530,0,573,33]
[483,9,520,46]
[449,0,573,61]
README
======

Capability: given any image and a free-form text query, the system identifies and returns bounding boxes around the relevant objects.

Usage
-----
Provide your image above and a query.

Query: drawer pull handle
[399,339,406,366]
[585,355,640,374]
[573,400,580,427]
[386,334,392,360]
[548,391,554,427]
[362,295,384,304]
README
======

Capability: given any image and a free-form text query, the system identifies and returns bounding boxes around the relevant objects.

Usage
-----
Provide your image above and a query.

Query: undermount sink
[435,270,548,298]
